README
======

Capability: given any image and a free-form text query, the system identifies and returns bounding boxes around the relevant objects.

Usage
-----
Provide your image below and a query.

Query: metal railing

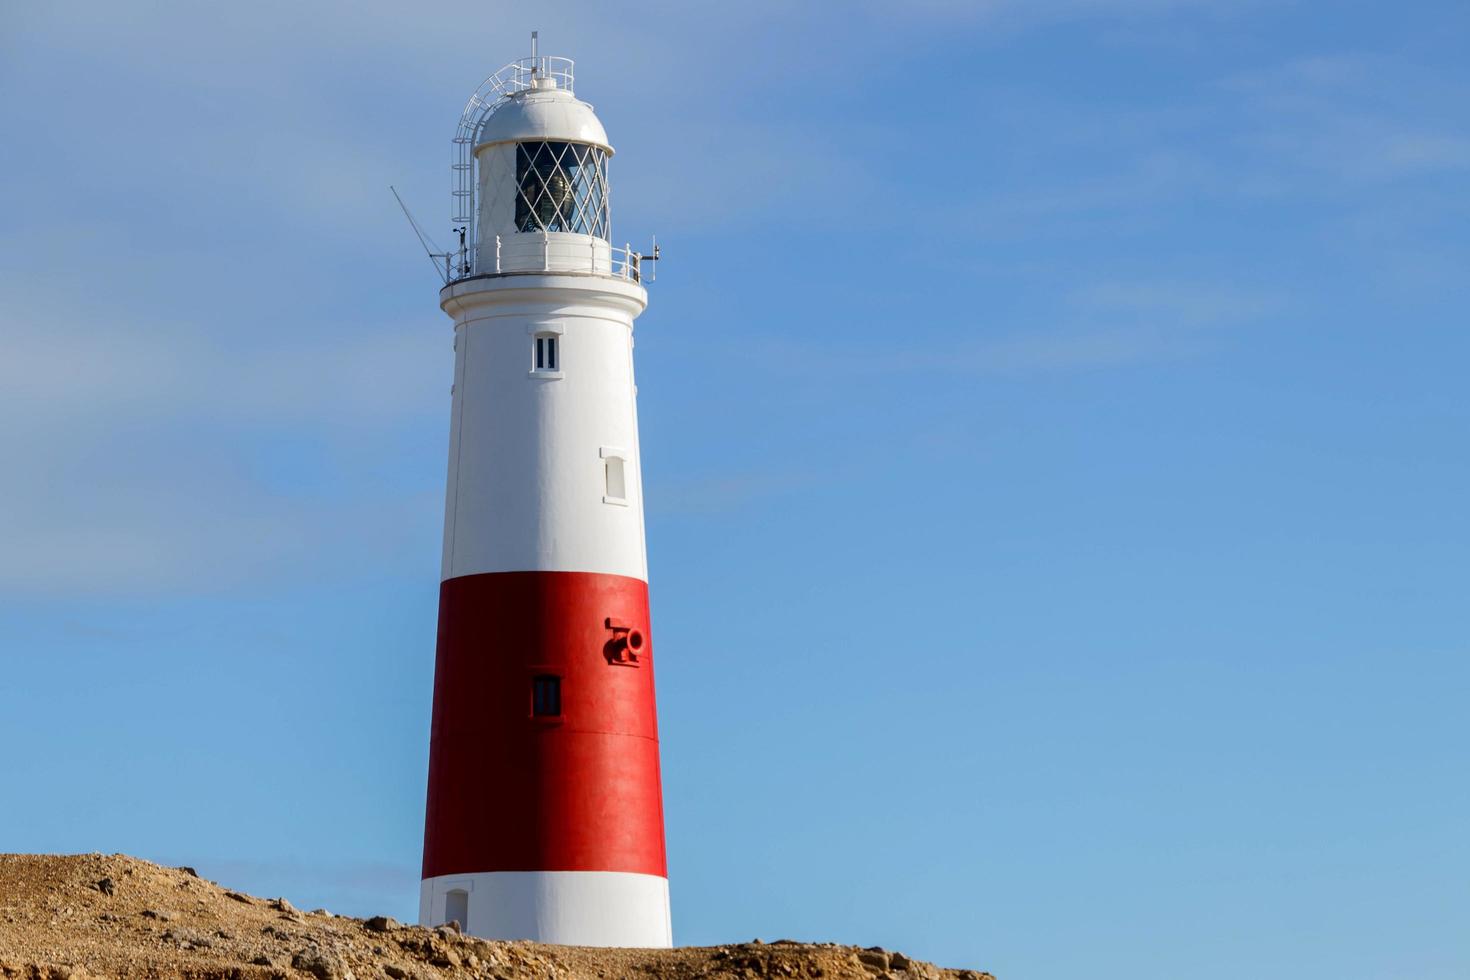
[435,236,648,285]
[453,53,577,233]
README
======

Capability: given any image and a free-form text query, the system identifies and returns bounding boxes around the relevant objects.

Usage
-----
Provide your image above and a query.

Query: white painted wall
[419,870,672,947]
[439,275,650,582]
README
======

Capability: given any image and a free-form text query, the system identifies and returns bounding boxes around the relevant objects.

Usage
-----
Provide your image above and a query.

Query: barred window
[515,141,610,238]
[532,675,562,717]
[534,333,558,372]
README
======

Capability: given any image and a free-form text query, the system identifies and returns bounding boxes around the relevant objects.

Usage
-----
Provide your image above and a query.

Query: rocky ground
[0,855,990,980]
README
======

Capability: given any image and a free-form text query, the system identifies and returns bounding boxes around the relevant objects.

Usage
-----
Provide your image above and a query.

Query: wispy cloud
[1073,280,1276,325]
[654,470,818,516]
[0,317,442,427]
[951,50,1470,244]
[858,0,1264,23]
[0,288,445,594]
[1217,54,1470,183]
[737,279,1271,382]
[816,325,1211,378]
[0,464,440,595]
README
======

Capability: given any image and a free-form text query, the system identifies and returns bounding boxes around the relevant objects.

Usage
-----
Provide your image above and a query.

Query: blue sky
[2,1,1468,978]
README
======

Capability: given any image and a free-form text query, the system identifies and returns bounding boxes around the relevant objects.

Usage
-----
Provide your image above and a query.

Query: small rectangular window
[533,334,559,373]
[604,456,626,501]
[532,675,561,717]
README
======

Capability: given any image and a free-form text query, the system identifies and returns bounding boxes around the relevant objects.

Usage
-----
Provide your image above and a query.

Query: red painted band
[421,570,667,879]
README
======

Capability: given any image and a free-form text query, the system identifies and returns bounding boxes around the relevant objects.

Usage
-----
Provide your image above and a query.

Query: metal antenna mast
[391,185,453,283]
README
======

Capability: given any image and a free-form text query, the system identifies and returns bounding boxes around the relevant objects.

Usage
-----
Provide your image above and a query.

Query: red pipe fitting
[604,618,644,665]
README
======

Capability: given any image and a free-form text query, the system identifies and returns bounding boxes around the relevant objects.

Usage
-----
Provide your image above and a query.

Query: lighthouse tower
[418,45,670,947]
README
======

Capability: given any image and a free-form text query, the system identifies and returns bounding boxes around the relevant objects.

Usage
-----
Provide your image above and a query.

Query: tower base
[419,870,671,947]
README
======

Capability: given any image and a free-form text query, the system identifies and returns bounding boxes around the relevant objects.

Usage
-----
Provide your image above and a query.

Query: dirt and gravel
[0,855,990,980]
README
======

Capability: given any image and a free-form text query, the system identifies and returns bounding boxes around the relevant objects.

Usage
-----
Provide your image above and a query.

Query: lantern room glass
[515,141,610,239]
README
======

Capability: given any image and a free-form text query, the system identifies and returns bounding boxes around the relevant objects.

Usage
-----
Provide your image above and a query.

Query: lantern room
[452,47,622,277]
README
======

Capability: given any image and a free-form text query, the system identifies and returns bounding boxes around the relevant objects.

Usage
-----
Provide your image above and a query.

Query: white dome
[474,86,612,154]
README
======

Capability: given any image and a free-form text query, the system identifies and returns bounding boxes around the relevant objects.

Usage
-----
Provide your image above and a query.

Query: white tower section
[437,272,648,583]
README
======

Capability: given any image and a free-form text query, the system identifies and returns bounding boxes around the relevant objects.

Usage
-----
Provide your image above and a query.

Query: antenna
[391,185,452,284]
[530,30,538,64]
[642,235,660,283]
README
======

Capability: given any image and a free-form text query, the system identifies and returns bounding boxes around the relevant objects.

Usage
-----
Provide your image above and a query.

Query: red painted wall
[422,570,667,879]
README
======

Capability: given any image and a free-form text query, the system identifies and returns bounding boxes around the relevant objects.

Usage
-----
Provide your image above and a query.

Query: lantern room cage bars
[453,55,578,245]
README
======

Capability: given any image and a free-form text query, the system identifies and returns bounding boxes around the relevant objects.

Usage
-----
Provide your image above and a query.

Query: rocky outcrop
[0,854,992,980]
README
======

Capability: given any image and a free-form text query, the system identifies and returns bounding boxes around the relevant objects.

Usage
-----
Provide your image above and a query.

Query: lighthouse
[418,43,671,947]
